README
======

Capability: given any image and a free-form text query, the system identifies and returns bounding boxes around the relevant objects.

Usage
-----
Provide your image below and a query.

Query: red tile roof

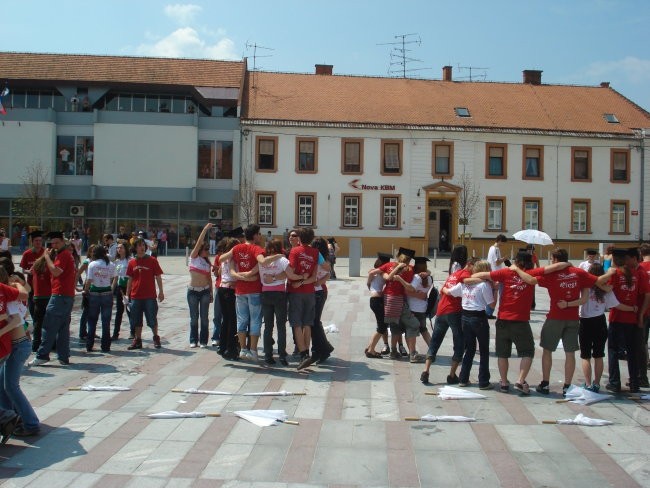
[243,71,650,137]
[0,52,245,88]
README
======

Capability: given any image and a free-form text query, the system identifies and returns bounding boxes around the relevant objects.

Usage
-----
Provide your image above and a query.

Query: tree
[457,165,481,235]
[237,159,256,227]
[12,162,52,229]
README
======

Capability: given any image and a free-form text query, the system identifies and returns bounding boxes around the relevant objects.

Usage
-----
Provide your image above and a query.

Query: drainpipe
[640,129,646,241]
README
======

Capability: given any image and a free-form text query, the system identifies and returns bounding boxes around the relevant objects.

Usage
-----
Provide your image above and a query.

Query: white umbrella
[437,386,487,400]
[69,385,131,391]
[406,414,476,422]
[147,410,220,419]
[512,229,553,246]
[241,390,306,396]
[562,385,612,405]
[233,409,298,426]
[171,388,234,395]
[641,394,650,400]
[544,413,612,426]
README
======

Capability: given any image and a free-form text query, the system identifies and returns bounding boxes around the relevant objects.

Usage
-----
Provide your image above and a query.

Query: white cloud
[164,4,202,25]
[136,27,238,60]
[584,56,650,84]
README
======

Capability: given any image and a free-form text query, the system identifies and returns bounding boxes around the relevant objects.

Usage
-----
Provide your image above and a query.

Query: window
[381,195,400,229]
[455,107,471,117]
[611,149,630,183]
[571,147,591,182]
[523,198,542,230]
[341,138,363,174]
[571,199,590,233]
[197,141,233,179]
[486,143,507,178]
[296,193,316,227]
[485,197,506,231]
[55,136,94,175]
[341,194,361,228]
[610,200,629,234]
[523,145,543,180]
[433,142,454,177]
[381,140,402,175]
[296,138,318,173]
[604,113,619,124]
[256,136,278,172]
[256,192,276,227]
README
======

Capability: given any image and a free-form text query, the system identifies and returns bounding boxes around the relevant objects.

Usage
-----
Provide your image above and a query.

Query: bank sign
[349,179,396,191]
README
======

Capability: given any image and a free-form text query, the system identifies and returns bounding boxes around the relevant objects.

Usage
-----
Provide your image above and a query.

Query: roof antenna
[244,41,274,71]
[378,33,430,78]
[456,64,489,81]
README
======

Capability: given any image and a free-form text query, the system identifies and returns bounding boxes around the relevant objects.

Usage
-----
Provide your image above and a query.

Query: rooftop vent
[315,64,333,75]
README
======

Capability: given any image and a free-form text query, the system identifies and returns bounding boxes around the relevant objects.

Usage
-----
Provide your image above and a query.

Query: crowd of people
[366,236,650,396]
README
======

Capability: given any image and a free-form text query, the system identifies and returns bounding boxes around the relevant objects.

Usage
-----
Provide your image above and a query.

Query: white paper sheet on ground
[420,414,476,422]
[324,324,339,334]
[147,411,211,419]
[177,388,233,395]
[234,409,289,427]
[564,385,612,405]
[556,413,612,426]
[80,385,131,391]
[438,386,487,400]
[241,390,296,396]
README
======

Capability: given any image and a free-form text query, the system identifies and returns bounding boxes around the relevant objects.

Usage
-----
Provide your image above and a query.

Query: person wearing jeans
[187,223,214,348]
[259,239,289,365]
[112,242,132,340]
[84,246,116,353]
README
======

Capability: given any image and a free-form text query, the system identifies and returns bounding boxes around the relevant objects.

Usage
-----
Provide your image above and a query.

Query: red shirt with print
[530,266,596,320]
[637,261,650,317]
[379,262,414,297]
[436,269,465,316]
[609,267,650,324]
[288,245,319,294]
[33,267,52,298]
[127,255,163,300]
[213,254,222,288]
[0,283,19,360]
[231,243,264,295]
[51,248,76,297]
[20,247,44,287]
[490,268,535,321]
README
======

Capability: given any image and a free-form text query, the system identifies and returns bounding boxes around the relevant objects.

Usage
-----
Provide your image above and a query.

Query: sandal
[365,349,382,359]
[514,381,530,395]
[420,371,429,384]
[499,382,510,393]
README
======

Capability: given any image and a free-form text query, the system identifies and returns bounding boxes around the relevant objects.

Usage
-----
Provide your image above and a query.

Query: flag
[0,87,8,115]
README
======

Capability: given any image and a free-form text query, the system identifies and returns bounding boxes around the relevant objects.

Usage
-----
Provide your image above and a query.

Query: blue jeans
[0,339,39,430]
[427,312,463,362]
[212,288,222,341]
[129,298,158,330]
[37,295,74,361]
[262,291,287,358]
[187,288,211,345]
[459,312,491,386]
[236,293,262,336]
[87,292,113,351]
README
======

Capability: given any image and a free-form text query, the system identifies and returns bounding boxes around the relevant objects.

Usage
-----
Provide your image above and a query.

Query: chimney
[522,69,542,85]
[600,81,610,88]
[442,65,452,81]
[315,64,333,75]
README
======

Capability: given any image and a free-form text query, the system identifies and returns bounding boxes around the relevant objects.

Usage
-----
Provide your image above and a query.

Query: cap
[228,226,244,238]
[397,247,415,260]
[585,248,599,255]
[47,231,64,239]
[413,256,430,264]
[377,252,392,263]
[29,230,44,239]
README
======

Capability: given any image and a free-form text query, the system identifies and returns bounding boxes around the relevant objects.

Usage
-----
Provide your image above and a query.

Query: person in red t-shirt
[219,224,265,361]
[636,243,650,387]
[30,231,77,366]
[19,230,45,319]
[523,248,603,396]
[420,261,472,385]
[125,238,164,350]
[604,248,650,393]
[474,251,536,394]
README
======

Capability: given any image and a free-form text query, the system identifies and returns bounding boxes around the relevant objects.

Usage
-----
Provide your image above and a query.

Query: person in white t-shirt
[406,256,433,352]
[578,248,600,272]
[486,234,507,318]
[84,245,116,353]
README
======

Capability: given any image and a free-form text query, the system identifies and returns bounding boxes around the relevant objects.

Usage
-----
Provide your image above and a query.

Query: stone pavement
[1,256,649,487]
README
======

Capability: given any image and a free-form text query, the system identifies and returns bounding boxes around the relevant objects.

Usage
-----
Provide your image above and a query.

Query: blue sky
[2,0,649,110]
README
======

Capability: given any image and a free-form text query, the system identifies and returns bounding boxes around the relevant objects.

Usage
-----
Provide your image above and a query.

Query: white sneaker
[199,344,207,349]
[240,349,251,360]
[211,339,219,347]
[190,343,198,348]
[28,357,49,367]
[250,350,259,362]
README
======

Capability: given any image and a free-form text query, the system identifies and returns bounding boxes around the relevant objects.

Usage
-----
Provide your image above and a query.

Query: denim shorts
[130,298,158,329]
[235,293,262,336]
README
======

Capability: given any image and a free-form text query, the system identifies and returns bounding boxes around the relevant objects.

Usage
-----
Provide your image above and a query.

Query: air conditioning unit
[70,205,85,217]
[208,208,222,219]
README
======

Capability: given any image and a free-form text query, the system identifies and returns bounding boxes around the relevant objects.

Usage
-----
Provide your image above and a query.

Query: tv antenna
[244,41,274,71]
[378,33,430,78]
[456,64,489,81]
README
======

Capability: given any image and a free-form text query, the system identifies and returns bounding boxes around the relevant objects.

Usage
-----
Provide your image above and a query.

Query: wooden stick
[542,420,558,424]
[425,391,438,396]
[404,417,421,421]
[282,420,300,425]
[171,389,185,393]
[206,413,221,417]
[291,392,307,396]
[556,399,570,403]
[68,387,82,391]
